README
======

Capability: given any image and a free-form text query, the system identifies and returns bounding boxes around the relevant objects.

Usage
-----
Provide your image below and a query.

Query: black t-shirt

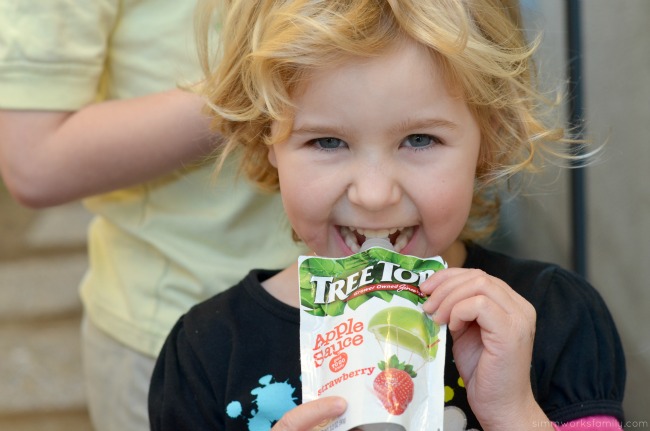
[148,244,625,431]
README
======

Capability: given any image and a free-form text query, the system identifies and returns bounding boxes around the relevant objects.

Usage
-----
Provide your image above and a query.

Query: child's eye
[310,137,347,151]
[401,134,440,149]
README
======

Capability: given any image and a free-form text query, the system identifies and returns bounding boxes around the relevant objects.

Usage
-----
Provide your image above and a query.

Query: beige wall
[502,0,650,423]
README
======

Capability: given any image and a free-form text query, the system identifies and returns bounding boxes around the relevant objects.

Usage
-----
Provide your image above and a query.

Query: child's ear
[268,145,278,168]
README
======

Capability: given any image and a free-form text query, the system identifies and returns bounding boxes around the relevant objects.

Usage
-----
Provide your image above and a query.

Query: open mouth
[339,226,415,253]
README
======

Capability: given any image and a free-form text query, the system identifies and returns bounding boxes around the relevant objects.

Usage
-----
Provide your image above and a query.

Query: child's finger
[272,397,347,431]
[422,268,515,320]
[422,267,494,301]
[447,294,511,335]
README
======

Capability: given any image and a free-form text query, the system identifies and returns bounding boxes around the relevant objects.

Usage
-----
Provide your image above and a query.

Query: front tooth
[367,230,390,239]
[393,226,413,252]
[394,235,408,251]
[341,226,361,251]
[356,228,391,239]
[341,226,356,241]
[345,235,360,252]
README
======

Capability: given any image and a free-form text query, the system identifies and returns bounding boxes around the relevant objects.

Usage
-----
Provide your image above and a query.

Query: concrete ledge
[0,254,86,321]
[24,203,92,250]
[0,316,86,414]
[0,409,91,431]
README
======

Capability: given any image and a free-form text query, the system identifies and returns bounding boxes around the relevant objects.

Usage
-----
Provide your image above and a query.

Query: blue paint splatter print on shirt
[226,375,299,431]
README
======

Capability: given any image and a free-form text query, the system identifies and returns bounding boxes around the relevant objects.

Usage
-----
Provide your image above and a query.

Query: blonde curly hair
[196,0,574,241]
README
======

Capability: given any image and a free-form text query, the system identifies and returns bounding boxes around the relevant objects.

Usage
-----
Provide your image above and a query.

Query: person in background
[149,0,625,430]
[0,2,305,430]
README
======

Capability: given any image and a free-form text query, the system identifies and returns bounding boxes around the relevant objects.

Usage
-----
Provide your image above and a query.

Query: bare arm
[0,88,217,208]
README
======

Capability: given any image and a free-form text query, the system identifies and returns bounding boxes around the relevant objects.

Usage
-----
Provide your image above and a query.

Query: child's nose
[346,163,401,211]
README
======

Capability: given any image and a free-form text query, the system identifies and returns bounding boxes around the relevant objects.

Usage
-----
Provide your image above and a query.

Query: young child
[149,1,625,430]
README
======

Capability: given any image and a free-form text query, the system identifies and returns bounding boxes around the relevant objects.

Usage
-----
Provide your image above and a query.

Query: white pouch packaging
[299,239,447,431]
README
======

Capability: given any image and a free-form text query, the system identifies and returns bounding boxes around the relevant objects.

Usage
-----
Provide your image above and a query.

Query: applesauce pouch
[299,240,447,431]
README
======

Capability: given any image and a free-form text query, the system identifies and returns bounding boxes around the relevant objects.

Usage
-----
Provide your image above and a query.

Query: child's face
[268,38,481,259]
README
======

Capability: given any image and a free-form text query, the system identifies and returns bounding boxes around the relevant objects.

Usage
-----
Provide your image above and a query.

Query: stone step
[0,409,92,431]
[0,251,89,420]
[0,197,91,260]
[0,253,87,321]
[23,203,92,251]
[0,314,86,415]
[1,187,93,428]
[0,206,91,422]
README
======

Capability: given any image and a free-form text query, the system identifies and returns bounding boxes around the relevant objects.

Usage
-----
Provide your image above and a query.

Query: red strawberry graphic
[373,355,416,415]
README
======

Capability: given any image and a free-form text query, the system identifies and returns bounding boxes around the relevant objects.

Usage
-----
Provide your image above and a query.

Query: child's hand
[272,396,347,431]
[421,268,541,429]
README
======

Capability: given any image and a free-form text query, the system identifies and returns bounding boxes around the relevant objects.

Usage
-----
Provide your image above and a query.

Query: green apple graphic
[368,306,440,361]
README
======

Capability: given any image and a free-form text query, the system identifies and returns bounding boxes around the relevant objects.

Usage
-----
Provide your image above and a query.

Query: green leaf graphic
[424,314,440,338]
[414,258,445,273]
[340,253,371,273]
[395,289,422,305]
[299,269,315,291]
[323,300,346,317]
[395,253,418,271]
[306,259,343,277]
[368,248,394,263]
[388,354,400,369]
[346,295,370,310]
[370,290,393,303]
[300,289,315,309]
[308,304,326,317]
